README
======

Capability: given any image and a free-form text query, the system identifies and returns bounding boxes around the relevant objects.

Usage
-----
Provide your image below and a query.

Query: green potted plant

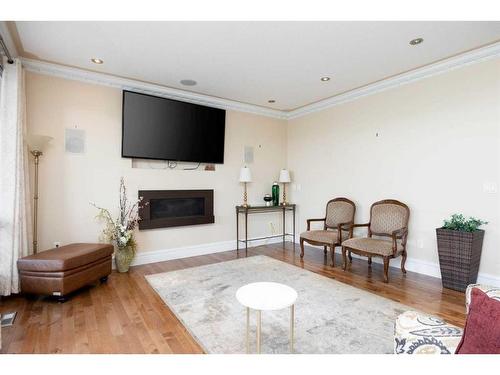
[436,214,487,292]
[91,178,145,272]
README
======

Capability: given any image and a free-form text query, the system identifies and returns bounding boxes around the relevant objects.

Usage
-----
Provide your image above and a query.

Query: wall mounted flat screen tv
[122,91,226,163]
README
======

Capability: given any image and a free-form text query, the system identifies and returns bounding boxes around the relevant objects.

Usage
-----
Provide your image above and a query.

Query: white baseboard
[293,239,500,287]
[129,236,284,267]
[122,236,500,288]
[392,256,499,287]
[476,272,500,287]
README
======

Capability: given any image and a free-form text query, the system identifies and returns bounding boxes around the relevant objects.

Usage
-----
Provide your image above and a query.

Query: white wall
[25,72,288,257]
[25,58,500,284]
[287,58,500,282]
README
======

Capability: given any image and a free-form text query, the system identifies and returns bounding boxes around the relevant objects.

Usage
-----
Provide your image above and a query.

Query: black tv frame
[121,90,226,164]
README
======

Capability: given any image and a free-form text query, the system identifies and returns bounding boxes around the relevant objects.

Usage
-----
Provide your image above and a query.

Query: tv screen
[122,91,226,163]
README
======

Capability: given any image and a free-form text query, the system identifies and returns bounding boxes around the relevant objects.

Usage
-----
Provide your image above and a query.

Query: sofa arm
[466,284,500,313]
[394,311,463,354]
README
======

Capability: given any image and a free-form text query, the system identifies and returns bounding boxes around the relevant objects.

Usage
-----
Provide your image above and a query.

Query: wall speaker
[65,128,85,154]
[244,146,254,163]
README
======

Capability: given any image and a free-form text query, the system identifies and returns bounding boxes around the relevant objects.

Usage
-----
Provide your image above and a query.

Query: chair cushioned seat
[394,284,496,354]
[300,230,339,244]
[342,237,402,256]
[394,311,462,354]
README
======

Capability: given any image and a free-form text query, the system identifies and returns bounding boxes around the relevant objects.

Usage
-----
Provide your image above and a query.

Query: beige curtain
[0,57,32,296]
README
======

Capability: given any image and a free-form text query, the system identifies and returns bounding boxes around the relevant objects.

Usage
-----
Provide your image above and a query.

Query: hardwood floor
[0,242,466,354]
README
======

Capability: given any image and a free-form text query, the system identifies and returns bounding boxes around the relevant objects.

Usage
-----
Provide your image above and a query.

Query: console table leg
[282,207,285,248]
[245,210,248,254]
[236,210,239,252]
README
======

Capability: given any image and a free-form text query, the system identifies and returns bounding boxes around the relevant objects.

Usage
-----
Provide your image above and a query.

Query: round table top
[236,282,298,311]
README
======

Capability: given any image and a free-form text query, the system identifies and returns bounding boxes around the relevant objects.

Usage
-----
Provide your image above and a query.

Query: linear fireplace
[138,190,214,229]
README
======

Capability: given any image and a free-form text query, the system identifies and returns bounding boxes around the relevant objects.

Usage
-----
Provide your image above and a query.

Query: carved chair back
[325,198,356,231]
[368,200,409,237]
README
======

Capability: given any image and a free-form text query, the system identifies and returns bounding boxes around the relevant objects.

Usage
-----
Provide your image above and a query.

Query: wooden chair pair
[300,198,410,283]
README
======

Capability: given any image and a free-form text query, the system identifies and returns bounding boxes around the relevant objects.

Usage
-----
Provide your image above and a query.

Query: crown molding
[21,41,500,121]
[20,57,288,120]
[286,41,500,120]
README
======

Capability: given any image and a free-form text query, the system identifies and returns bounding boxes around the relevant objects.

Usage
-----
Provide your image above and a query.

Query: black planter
[436,228,484,292]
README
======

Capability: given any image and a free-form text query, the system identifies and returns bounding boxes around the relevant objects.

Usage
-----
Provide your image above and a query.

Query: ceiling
[13,21,500,111]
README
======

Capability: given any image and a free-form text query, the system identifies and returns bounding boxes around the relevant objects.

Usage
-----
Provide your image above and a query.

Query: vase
[272,182,280,206]
[115,245,135,273]
[436,228,485,292]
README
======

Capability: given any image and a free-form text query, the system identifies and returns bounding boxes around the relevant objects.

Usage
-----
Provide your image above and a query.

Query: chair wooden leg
[323,246,327,254]
[383,257,389,283]
[401,251,407,274]
[348,251,352,263]
[368,257,372,266]
[341,247,347,270]
[300,238,305,258]
[330,245,335,267]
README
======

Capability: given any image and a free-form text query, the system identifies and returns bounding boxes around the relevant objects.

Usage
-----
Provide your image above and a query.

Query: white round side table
[236,282,298,354]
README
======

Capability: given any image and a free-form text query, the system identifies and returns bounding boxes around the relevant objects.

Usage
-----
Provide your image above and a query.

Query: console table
[235,204,296,252]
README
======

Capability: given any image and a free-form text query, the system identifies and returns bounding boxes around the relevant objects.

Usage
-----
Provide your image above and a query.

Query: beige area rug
[146,255,410,353]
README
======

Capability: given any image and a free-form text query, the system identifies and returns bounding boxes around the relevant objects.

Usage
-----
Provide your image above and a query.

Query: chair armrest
[337,221,354,242]
[340,223,370,229]
[392,227,408,238]
[352,223,370,228]
[391,227,408,253]
[339,223,369,243]
[306,218,325,231]
[394,311,462,354]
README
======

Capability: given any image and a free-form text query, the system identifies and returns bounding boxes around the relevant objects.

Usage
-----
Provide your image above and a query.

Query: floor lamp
[27,134,53,254]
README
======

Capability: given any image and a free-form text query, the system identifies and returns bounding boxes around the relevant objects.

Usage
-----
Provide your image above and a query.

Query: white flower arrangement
[91,178,146,252]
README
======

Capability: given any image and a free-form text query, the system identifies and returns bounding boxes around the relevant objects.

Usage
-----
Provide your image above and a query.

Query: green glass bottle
[272,182,280,206]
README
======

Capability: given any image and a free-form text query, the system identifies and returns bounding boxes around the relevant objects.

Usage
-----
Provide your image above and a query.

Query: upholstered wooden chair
[300,198,355,267]
[341,199,409,283]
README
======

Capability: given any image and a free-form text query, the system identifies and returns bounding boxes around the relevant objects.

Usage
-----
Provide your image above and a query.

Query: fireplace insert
[138,190,214,229]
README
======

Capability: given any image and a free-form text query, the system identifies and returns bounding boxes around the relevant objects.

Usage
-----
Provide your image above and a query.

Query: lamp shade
[27,134,53,152]
[239,166,252,182]
[279,169,291,183]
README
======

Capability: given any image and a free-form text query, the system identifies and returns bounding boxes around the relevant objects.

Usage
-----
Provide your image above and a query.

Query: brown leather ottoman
[17,243,113,301]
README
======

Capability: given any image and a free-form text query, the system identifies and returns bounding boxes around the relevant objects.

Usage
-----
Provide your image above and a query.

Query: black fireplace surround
[138,190,214,229]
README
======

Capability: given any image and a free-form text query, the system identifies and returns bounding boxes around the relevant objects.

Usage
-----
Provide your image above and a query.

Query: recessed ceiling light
[180,79,197,86]
[409,38,424,46]
[91,58,104,64]
[268,99,276,103]
[320,77,330,82]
